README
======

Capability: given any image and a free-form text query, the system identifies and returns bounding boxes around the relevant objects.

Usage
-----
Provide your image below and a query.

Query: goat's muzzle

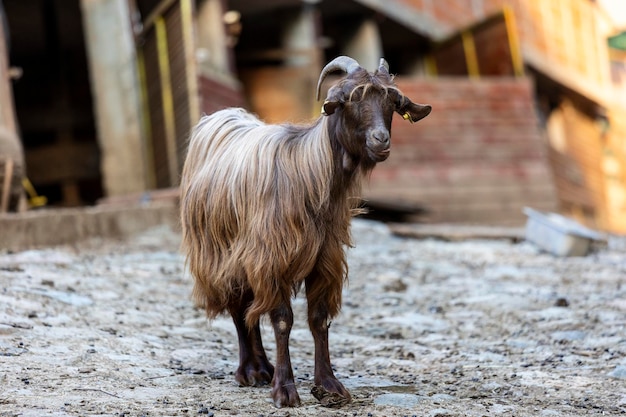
[366,129,391,162]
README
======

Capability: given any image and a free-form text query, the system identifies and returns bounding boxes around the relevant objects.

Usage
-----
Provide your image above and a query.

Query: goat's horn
[379,58,389,73]
[315,56,361,101]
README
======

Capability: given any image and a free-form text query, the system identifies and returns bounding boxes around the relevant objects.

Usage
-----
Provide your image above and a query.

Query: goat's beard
[366,146,390,163]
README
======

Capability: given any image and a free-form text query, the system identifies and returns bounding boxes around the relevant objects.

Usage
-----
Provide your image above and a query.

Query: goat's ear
[397,101,432,124]
[321,85,344,116]
[321,99,342,116]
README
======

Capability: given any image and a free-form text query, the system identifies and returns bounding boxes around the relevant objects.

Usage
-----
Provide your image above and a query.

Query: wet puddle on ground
[342,377,457,409]
[342,377,426,408]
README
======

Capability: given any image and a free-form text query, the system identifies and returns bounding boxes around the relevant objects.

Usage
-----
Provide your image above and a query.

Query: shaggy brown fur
[181,109,358,324]
[180,56,431,408]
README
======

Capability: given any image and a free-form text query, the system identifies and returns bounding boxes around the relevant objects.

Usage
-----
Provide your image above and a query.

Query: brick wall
[198,74,247,116]
[365,76,558,225]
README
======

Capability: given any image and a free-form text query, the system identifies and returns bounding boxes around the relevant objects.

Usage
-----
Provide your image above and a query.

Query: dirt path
[1,220,625,416]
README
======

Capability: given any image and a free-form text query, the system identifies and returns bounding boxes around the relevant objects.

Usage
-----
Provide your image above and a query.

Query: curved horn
[379,58,389,73]
[315,56,361,101]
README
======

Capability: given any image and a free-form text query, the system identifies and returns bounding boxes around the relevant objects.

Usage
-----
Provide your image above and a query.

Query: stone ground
[1,219,625,417]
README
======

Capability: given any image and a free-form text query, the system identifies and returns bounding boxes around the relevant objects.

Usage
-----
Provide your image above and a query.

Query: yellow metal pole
[1,158,13,212]
[503,5,525,77]
[136,48,156,189]
[461,30,480,79]
[155,16,179,186]
[180,0,200,124]
[424,54,438,77]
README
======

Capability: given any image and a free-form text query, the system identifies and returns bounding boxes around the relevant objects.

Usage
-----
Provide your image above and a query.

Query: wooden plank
[503,5,524,77]
[180,0,199,127]
[389,223,526,242]
[461,30,480,78]
[1,158,13,212]
[138,0,198,187]
[365,195,557,219]
[136,49,156,189]
[143,29,170,188]
[155,16,178,186]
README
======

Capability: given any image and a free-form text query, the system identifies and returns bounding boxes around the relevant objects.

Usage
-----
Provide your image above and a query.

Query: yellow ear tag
[403,112,414,123]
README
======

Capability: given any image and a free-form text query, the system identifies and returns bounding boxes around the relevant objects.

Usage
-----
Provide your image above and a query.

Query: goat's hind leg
[228,290,274,387]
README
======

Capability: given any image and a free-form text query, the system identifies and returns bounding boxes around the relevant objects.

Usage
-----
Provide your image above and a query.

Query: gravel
[1,219,625,416]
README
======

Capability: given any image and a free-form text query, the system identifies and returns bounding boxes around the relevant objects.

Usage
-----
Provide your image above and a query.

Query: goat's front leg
[269,302,301,407]
[306,274,352,407]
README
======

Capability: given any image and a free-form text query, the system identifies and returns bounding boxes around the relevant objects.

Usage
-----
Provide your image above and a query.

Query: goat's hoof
[235,362,274,387]
[311,382,352,408]
[271,383,301,408]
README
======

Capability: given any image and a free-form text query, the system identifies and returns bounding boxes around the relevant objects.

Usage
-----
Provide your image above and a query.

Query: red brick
[366,76,557,224]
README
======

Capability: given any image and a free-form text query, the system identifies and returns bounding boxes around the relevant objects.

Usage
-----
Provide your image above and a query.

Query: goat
[180,56,431,408]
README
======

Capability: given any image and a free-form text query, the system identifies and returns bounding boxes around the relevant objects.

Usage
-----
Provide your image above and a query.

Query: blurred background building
[0,0,625,232]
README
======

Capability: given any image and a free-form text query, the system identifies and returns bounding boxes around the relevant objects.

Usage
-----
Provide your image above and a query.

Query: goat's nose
[372,129,390,145]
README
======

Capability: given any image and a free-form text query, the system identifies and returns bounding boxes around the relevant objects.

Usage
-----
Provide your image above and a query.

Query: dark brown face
[321,66,432,165]
[339,81,396,163]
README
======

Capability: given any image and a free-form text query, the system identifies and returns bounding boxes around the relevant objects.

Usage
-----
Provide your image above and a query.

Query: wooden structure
[130,0,245,189]
[133,0,197,189]
[426,9,524,78]
[2,0,245,207]
[3,0,100,207]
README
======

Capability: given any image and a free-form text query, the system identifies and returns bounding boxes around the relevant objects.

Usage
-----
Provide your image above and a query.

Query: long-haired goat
[180,56,431,408]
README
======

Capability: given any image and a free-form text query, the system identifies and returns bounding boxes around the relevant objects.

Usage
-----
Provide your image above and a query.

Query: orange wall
[404,0,611,92]
[398,0,504,33]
